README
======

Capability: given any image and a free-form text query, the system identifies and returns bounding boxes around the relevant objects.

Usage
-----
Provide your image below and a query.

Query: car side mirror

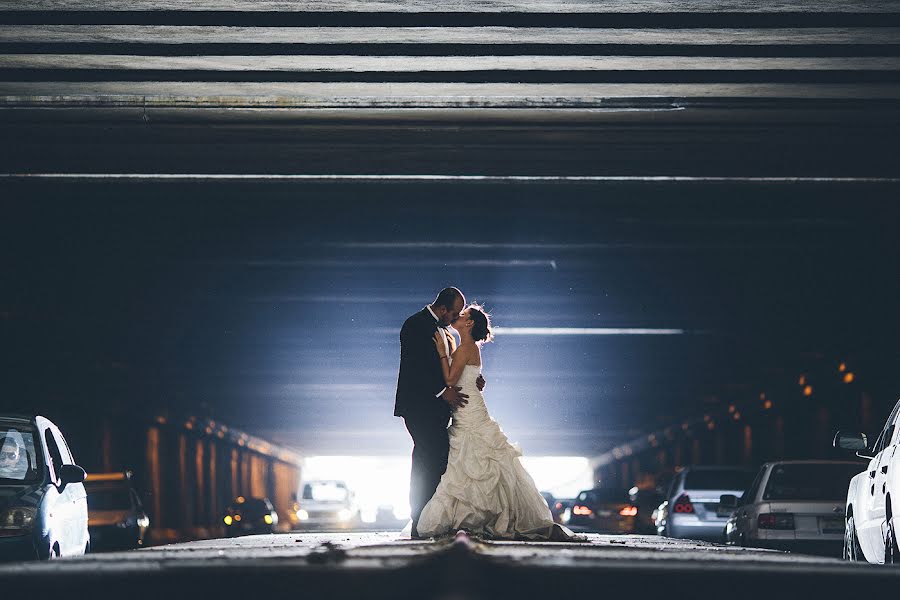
[719,494,739,510]
[833,431,871,457]
[59,464,87,487]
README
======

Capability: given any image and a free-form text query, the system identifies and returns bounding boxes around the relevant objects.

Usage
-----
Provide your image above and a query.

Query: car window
[763,463,862,501]
[684,469,755,491]
[0,423,41,483]
[303,482,349,501]
[86,486,133,510]
[889,400,900,446]
[666,472,683,499]
[44,428,64,483]
[875,400,900,455]
[740,468,766,505]
[51,428,74,465]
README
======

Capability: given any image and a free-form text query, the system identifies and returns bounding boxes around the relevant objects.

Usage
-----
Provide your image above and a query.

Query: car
[721,460,863,555]
[295,480,360,529]
[223,496,278,537]
[540,491,569,524]
[84,471,150,551]
[629,487,664,535]
[836,396,900,563]
[657,465,756,541]
[568,488,639,533]
[0,414,89,560]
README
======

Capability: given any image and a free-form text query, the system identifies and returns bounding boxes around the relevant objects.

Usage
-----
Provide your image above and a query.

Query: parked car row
[565,458,866,558]
[0,412,293,562]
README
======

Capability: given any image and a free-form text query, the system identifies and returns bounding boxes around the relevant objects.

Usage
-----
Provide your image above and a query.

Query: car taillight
[757,513,795,530]
[673,494,694,514]
[573,505,593,516]
[619,506,638,517]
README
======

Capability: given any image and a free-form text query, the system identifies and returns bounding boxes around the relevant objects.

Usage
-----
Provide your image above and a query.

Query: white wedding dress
[416,362,577,541]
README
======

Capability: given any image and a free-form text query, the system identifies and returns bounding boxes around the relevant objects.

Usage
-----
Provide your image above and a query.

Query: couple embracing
[394,287,576,541]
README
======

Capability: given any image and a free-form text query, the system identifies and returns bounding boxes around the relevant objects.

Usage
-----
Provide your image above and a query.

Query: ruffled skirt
[416,411,574,541]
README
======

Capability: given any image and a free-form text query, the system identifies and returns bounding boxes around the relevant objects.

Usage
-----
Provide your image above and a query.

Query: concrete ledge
[3,82,900,110]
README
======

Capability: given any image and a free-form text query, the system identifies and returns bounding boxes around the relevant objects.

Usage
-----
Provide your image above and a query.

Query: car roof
[0,415,37,424]
[762,460,865,467]
[681,465,756,472]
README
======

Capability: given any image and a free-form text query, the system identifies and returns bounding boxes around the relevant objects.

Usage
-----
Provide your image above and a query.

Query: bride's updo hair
[468,303,493,344]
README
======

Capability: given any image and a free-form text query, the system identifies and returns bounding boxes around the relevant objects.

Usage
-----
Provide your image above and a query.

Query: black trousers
[404,414,450,536]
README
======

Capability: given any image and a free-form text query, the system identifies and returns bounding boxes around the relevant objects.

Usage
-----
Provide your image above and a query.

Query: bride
[416,304,578,541]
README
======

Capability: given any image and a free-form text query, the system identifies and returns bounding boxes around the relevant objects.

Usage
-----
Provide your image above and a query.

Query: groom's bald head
[431,287,466,326]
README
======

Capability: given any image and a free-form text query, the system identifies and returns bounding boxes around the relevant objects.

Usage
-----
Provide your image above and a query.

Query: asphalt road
[1,532,898,599]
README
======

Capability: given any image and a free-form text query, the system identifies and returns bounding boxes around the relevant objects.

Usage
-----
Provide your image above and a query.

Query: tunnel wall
[59,413,301,543]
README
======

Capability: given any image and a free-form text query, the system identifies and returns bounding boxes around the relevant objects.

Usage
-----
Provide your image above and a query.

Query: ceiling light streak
[230,259,557,268]
[4,174,900,183]
[319,242,616,250]
[493,327,684,335]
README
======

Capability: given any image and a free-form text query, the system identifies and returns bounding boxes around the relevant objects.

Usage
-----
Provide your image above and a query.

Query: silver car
[658,465,756,542]
[0,415,89,560]
[295,480,360,529]
[722,460,864,555]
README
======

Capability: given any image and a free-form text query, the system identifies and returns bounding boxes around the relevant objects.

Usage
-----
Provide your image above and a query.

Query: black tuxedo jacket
[394,308,451,422]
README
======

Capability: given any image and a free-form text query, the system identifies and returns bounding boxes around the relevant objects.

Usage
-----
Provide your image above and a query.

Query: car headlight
[1,507,36,530]
[297,509,309,521]
[337,509,353,522]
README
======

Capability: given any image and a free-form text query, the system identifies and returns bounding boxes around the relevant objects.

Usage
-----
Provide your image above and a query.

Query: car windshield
[685,469,755,491]
[231,498,269,516]
[303,482,348,502]
[580,489,629,505]
[0,423,41,483]
[86,487,132,510]
[763,463,863,501]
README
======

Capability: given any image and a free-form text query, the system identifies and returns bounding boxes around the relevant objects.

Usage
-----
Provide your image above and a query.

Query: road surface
[1,531,898,599]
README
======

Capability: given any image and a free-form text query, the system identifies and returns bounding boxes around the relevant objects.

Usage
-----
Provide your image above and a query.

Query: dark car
[223,496,278,537]
[84,471,150,551]
[540,491,570,524]
[0,414,89,560]
[568,488,639,533]
[629,487,664,535]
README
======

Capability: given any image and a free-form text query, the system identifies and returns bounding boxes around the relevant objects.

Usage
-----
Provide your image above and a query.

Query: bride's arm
[433,332,468,386]
[433,332,453,384]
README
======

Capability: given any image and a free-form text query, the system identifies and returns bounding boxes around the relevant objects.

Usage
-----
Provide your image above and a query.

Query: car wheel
[844,513,863,561]
[885,515,899,565]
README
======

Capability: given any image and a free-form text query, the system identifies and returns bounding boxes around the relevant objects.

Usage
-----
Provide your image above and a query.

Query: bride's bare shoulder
[469,343,482,366]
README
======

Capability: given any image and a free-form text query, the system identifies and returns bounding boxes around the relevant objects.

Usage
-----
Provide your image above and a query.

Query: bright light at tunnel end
[301,455,594,525]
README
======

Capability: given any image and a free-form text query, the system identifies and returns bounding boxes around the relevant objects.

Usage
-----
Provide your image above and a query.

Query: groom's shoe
[410,522,423,540]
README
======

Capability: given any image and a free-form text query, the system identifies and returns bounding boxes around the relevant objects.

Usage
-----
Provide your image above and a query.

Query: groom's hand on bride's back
[441,386,468,409]
[476,375,486,392]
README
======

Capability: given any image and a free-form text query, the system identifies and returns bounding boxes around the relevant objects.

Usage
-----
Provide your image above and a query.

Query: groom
[394,287,483,538]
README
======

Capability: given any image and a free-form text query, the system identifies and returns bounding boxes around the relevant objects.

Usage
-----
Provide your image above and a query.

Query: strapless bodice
[452,364,488,428]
